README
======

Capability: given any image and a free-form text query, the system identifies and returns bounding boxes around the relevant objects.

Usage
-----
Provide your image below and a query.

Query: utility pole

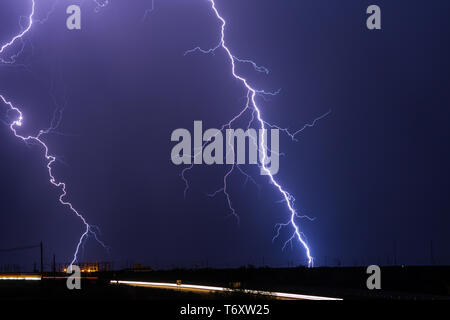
[53,254,56,276]
[430,240,435,265]
[40,241,43,275]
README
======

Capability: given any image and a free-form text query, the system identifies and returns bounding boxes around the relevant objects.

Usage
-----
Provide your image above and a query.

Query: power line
[0,244,40,253]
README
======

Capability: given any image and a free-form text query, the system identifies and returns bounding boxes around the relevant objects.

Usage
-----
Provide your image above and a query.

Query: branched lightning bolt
[184,0,331,267]
[0,0,106,268]
[142,0,155,22]
[1,0,326,268]
[0,0,35,64]
[93,0,109,12]
[35,0,59,25]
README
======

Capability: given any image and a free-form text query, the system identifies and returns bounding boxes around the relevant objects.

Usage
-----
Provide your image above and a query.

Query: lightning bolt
[0,0,35,65]
[142,0,155,21]
[0,0,106,268]
[1,0,325,268]
[93,0,109,12]
[184,0,332,267]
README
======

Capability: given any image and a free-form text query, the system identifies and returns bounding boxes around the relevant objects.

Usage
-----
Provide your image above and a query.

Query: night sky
[0,0,449,270]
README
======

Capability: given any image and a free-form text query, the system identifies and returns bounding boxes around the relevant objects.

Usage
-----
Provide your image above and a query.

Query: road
[110,280,343,300]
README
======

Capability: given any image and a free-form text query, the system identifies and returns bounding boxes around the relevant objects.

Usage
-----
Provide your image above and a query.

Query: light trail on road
[110,280,342,301]
[0,274,41,281]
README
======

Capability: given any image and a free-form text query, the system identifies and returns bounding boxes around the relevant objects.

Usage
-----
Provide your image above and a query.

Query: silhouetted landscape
[1,266,449,300]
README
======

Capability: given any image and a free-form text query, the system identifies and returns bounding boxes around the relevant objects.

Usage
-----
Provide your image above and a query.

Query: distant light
[0,275,41,281]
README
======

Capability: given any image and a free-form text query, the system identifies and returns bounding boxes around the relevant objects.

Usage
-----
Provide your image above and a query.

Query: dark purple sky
[0,0,449,270]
